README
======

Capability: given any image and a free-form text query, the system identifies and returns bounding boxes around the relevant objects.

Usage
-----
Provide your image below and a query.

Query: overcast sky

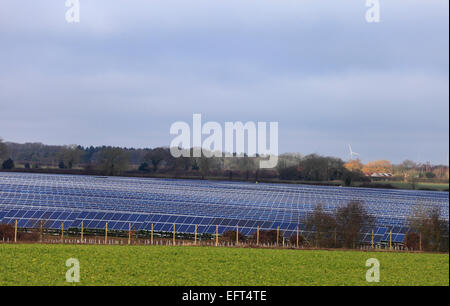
[0,0,448,164]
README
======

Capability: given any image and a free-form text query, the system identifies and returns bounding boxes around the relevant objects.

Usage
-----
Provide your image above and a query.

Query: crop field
[0,244,448,286]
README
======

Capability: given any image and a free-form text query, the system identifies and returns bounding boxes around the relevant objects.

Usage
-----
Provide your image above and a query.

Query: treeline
[345,158,449,181]
[0,140,366,184]
[1,139,448,186]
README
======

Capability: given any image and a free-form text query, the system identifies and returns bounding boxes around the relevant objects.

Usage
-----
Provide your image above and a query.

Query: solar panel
[0,172,448,242]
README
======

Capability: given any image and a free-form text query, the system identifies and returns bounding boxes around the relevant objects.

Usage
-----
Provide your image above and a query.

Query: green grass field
[0,244,448,286]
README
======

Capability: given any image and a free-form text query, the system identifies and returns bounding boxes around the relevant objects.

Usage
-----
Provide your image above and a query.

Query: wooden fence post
[276,226,279,246]
[173,223,176,245]
[256,225,259,246]
[61,221,64,243]
[389,230,392,250]
[128,223,131,245]
[194,224,197,245]
[81,220,84,243]
[105,222,108,244]
[419,233,422,251]
[296,225,299,248]
[216,225,219,246]
[371,229,374,249]
[40,220,43,243]
[151,223,153,245]
[236,225,239,245]
[14,220,17,243]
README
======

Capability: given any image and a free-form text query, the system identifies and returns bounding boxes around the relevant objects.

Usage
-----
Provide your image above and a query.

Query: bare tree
[306,204,338,248]
[335,201,374,249]
[409,205,449,252]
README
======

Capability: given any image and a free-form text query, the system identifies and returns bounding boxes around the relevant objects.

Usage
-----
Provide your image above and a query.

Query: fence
[0,219,421,252]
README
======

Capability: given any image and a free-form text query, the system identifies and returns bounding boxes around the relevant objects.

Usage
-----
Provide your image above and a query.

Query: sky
[0,0,448,164]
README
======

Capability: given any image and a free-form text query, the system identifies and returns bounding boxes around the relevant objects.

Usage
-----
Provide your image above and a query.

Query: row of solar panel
[0,192,432,217]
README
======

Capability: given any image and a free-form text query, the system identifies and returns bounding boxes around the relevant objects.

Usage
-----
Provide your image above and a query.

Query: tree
[299,154,329,181]
[238,154,256,181]
[408,206,449,252]
[405,232,421,250]
[278,166,299,180]
[299,154,345,181]
[362,160,393,175]
[2,158,15,169]
[344,158,363,173]
[407,174,419,190]
[58,161,66,169]
[306,204,337,248]
[335,201,373,249]
[138,162,151,172]
[60,145,83,169]
[144,148,169,172]
[97,147,129,176]
[198,154,211,180]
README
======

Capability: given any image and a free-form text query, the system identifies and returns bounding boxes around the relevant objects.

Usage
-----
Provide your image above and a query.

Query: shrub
[278,166,299,180]
[220,230,247,243]
[2,158,14,169]
[250,229,284,244]
[405,232,420,250]
[289,233,306,247]
[0,223,14,240]
[138,162,151,172]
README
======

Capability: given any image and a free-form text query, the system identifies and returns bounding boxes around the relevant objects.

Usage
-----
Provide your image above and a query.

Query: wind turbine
[348,144,359,160]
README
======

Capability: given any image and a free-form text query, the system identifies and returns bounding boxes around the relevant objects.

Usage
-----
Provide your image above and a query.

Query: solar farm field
[0,172,448,245]
[0,244,448,286]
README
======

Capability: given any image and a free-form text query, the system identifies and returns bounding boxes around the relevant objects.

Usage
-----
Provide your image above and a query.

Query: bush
[289,233,306,247]
[0,223,14,240]
[405,232,420,250]
[138,162,151,172]
[278,166,299,180]
[250,230,284,244]
[409,207,449,252]
[220,230,247,243]
[2,158,14,169]
[18,231,40,242]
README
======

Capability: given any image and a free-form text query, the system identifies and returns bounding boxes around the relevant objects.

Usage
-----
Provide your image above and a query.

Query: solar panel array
[0,172,448,244]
